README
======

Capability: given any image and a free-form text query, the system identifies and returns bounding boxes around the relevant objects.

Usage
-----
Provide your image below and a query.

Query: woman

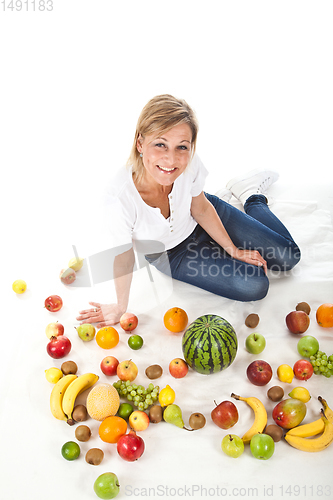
[77,94,300,327]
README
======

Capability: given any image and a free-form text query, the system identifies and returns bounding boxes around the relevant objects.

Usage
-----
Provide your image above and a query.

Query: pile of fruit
[12,273,333,499]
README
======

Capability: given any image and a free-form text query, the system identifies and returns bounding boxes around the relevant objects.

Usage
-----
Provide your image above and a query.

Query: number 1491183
[1,0,53,11]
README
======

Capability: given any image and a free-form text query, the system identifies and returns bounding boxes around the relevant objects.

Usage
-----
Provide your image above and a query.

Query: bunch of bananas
[285,396,333,452]
[231,393,267,443]
[50,372,99,425]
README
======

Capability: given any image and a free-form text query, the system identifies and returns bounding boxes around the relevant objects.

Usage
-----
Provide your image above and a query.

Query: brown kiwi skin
[267,386,284,402]
[149,405,163,423]
[75,425,91,442]
[145,365,163,380]
[189,413,206,430]
[72,404,88,422]
[296,302,311,315]
[85,448,104,465]
[264,424,284,442]
[61,361,78,375]
[245,313,260,328]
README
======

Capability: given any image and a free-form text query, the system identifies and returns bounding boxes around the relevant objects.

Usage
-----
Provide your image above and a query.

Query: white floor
[1,3,333,500]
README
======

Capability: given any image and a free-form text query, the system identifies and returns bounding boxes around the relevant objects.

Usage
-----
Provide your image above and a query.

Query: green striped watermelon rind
[181,314,238,375]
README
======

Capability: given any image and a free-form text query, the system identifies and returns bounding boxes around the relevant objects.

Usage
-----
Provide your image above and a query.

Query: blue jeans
[145,194,301,302]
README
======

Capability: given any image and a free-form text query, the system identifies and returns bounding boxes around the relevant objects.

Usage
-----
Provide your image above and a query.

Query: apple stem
[214,400,218,406]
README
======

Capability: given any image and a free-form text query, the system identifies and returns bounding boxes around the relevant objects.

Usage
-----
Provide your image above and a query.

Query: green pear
[163,404,185,429]
[75,323,96,342]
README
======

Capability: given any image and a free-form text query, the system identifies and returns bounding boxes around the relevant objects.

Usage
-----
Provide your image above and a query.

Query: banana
[286,396,333,437]
[285,410,333,452]
[50,374,77,421]
[61,372,99,424]
[231,393,267,444]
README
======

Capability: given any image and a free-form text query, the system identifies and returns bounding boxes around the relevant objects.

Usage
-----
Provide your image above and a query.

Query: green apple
[76,323,96,342]
[297,335,319,357]
[245,333,266,354]
[221,434,244,458]
[250,433,275,460]
[94,473,120,499]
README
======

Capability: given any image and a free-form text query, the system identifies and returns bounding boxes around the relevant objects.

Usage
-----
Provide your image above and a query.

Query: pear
[68,257,84,272]
[163,404,193,431]
[75,323,96,342]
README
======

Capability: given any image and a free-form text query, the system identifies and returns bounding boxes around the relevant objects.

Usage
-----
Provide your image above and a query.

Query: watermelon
[182,314,237,375]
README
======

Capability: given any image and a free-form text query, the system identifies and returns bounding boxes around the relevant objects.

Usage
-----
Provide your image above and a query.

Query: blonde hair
[128,94,199,184]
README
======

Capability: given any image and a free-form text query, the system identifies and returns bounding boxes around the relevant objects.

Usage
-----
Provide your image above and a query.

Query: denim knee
[268,244,301,272]
[239,274,269,302]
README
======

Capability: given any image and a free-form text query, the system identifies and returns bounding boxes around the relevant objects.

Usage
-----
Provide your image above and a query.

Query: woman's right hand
[76,302,125,328]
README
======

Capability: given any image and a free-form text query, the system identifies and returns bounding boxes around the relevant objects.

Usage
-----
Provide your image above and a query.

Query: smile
[157,165,177,172]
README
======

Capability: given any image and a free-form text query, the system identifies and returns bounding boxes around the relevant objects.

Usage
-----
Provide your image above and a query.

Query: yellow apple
[129,410,150,431]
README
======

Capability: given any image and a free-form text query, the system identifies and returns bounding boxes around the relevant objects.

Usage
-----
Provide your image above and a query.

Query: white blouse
[103,154,209,255]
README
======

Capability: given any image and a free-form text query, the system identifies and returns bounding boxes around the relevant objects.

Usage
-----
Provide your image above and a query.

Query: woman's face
[137,123,192,187]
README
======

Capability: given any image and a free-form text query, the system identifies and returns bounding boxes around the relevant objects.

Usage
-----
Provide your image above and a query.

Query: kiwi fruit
[296,302,311,315]
[61,360,78,375]
[245,313,260,328]
[72,404,88,422]
[189,412,206,430]
[265,424,284,442]
[149,404,163,423]
[145,364,163,380]
[75,425,91,442]
[85,448,104,465]
[267,386,284,402]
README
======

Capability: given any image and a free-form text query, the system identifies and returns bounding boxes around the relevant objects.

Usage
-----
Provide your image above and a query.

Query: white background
[1,2,333,500]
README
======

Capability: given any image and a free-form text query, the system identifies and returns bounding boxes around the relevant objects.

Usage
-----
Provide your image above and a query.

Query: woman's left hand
[231,248,267,275]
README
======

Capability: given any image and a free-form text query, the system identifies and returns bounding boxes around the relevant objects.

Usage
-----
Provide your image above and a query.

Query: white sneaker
[226,169,279,205]
[214,188,232,203]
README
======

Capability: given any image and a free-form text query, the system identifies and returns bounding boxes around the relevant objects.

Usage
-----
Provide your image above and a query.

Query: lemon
[288,386,311,403]
[68,257,84,271]
[158,384,175,407]
[12,279,27,294]
[45,367,63,384]
[277,364,294,383]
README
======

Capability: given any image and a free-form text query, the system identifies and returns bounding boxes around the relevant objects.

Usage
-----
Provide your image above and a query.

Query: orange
[316,303,333,328]
[163,307,188,333]
[86,383,120,421]
[96,327,119,349]
[99,416,127,443]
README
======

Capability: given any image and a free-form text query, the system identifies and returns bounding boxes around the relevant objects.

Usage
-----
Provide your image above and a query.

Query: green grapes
[113,379,160,408]
[309,349,333,378]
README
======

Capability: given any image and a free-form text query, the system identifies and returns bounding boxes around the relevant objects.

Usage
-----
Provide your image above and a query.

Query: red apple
[272,398,307,429]
[120,312,138,332]
[117,430,145,461]
[100,356,119,376]
[246,360,272,386]
[45,295,63,312]
[59,267,76,285]
[47,335,71,359]
[116,360,138,382]
[285,311,310,334]
[169,358,189,378]
[45,322,64,340]
[293,359,314,381]
[211,400,239,429]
